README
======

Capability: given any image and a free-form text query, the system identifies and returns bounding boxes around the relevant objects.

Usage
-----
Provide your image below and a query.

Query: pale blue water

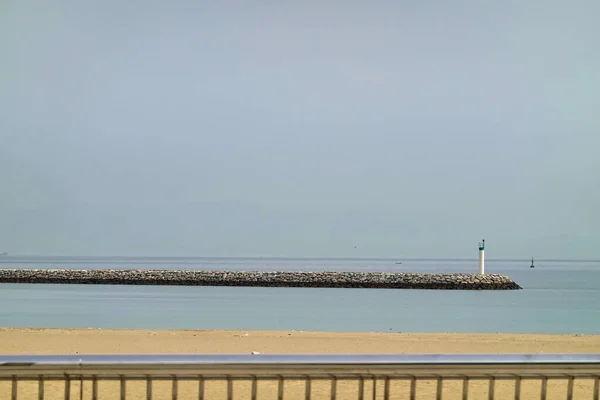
[1,256,599,334]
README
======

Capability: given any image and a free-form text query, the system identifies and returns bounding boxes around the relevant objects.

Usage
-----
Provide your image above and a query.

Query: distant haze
[1,0,598,258]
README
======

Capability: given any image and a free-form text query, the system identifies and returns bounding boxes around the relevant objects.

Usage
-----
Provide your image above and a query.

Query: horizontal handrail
[3,354,600,364]
[1,354,600,377]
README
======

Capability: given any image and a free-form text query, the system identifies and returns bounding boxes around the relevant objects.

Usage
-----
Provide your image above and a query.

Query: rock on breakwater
[0,269,522,290]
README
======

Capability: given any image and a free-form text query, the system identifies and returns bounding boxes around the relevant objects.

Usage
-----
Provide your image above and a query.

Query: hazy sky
[1,0,598,258]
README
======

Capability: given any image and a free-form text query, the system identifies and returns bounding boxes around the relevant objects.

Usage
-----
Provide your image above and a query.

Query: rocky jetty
[0,269,521,290]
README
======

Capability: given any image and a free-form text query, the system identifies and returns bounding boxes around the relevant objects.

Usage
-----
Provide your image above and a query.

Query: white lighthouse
[478,239,485,275]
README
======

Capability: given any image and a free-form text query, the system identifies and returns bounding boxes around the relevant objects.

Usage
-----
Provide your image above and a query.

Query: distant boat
[530,257,535,268]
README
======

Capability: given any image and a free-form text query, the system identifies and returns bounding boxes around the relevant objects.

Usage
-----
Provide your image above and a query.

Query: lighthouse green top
[478,239,485,251]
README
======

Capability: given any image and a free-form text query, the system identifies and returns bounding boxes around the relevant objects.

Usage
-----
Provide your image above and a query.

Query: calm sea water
[1,256,599,334]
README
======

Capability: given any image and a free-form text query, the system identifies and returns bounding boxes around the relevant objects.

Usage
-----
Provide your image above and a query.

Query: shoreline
[3,327,597,335]
[1,327,597,336]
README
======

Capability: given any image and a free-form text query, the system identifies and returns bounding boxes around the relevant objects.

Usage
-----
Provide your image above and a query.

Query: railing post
[305,376,311,400]
[64,374,70,400]
[566,376,574,400]
[488,377,495,400]
[227,377,233,400]
[38,376,44,400]
[146,376,152,400]
[540,377,548,400]
[330,376,337,400]
[250,376,256,400]
[383,376,390,400]
[357,376,364,400]
[514,376,521,400]
[120,375,126,400]
[92,376,98,400]
[278,375,284,400]
[462,377,469,400]
[172,376,178,400]
[198,376,204,400]
[11,375,17,400]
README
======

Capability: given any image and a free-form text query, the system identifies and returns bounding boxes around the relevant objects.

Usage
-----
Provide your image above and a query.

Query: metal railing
[1,354,600,399]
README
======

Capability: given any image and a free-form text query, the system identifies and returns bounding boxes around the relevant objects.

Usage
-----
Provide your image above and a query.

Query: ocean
[1,256,599,334]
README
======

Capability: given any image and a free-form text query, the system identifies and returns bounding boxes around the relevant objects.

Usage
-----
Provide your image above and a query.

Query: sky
[1,0,598,258]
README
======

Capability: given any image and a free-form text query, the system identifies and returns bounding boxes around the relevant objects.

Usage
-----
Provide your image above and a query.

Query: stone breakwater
[0,269,521,290]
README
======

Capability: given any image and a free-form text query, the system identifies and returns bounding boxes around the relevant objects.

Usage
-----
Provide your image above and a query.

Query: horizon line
[1,255,599,263]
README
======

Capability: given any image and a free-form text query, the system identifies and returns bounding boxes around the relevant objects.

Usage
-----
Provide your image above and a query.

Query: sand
[1,328,599,399]
[1,328,600,355]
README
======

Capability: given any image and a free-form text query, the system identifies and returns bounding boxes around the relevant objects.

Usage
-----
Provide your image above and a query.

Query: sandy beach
[1,328,599,399]
[2,328,600,355]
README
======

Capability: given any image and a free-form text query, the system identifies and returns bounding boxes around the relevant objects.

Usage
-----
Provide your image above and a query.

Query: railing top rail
[2,354,600,366]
